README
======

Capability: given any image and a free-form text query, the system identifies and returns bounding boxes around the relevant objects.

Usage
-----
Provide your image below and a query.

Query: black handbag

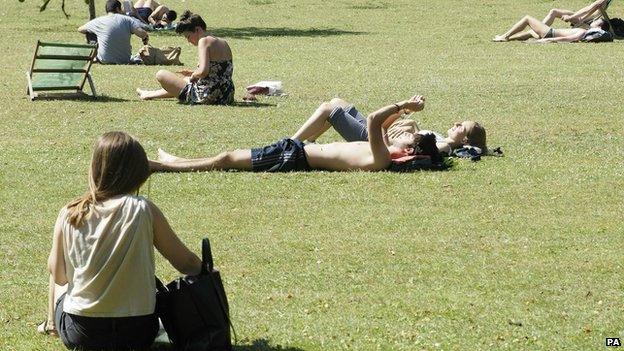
[156,238,233,350]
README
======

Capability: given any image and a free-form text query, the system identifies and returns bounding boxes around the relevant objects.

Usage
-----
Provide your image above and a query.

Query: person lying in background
[291,97,487,155]
[503,0,612,41]
[493,14,612,42]
[131,0,177,27]
[150,96,446,173]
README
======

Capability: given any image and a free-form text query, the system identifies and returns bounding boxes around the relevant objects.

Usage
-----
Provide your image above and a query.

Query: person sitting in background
[150,96,445,173]
[78,0,149,64]
[493,14,612,43]
[132,0,177,27]
[136,11,235,105]
[291,97,487,155]
[37,131,202,350]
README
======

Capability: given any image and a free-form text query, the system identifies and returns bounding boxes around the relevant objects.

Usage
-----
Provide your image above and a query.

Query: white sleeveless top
[60,195,156,317]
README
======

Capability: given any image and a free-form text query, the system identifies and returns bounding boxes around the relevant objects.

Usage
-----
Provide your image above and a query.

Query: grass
[1,0,623,350]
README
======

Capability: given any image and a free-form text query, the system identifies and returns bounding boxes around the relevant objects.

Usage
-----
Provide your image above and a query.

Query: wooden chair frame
[26,41,98,101]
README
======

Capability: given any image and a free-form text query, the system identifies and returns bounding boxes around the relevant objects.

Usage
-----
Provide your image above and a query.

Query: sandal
[37,320,58,337]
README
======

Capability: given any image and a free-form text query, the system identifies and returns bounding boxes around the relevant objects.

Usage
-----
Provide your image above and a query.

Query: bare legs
[494,15,553,42]
[136,70,187,100]
[291,98,349,142]
[150,148,253,172]
[506,9,575,41]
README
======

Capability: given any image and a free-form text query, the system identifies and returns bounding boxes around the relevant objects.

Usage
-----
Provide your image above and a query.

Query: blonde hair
[66,132,150,227]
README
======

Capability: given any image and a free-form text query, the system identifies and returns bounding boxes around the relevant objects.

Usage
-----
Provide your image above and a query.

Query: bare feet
[492,35,508,42]
[136,88,152,100]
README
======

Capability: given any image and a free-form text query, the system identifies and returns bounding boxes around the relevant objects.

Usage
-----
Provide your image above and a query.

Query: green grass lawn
[1,0,623,349]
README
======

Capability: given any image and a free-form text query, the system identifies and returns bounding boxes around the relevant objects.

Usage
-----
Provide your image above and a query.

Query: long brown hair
[66,132,150,227]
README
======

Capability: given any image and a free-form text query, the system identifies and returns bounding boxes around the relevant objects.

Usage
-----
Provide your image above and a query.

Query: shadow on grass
[230,101,276,108]
[29,93,129,102]
[153,26,367,39]
[152,338,304,351]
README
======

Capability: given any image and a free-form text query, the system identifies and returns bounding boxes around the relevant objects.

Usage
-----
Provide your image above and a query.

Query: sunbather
[493,14,611,42]
[291,98,487,154]
[132,0,176,26]
[504,0,612,41]
[136,11,235,105]
[150,96,444,173]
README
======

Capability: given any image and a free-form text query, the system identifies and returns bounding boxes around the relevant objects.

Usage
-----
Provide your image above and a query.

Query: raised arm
[566,0,609,23]
[150,202,202,276]
[148,5,167,24]
[367,95,425,166]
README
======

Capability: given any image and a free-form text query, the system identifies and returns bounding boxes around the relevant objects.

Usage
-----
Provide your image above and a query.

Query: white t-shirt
[60,195,155,317]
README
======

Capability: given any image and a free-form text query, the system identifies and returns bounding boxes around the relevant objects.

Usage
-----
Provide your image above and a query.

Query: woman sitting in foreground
[292,97,487,155]
[39,131,202,350]
[493,14,612,43]
[136,11,235,105]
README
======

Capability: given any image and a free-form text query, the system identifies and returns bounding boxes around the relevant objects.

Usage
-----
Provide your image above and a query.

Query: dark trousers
[55,294,159,350]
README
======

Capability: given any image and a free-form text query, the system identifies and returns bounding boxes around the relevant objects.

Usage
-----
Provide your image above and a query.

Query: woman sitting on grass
[291,97,487,155]
[493,14,612,43]
[136,10,235,105]
[38,131,202,350]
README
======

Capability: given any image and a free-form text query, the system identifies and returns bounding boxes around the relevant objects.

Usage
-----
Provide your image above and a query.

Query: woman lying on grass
[150,95,447,173]
[493,14,612,43]
[136,10,235,105]
[504,0,612,41]
[291,97,487,155]
[39,131,202,350]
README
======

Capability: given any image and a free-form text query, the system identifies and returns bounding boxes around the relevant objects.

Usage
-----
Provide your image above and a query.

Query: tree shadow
[28,93,130,102]
[153,27,367,40]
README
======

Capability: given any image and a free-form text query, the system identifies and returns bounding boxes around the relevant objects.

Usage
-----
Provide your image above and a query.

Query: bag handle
[155,277,167,293]
[201,238,214,274]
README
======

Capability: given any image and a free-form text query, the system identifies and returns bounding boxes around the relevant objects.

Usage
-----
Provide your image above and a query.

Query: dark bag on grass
[156,238,233,350]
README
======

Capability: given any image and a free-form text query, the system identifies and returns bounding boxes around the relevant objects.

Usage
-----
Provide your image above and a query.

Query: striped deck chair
[26,41,98,101]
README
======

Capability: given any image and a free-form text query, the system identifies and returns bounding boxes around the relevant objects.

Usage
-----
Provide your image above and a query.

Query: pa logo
[606,338,622,347]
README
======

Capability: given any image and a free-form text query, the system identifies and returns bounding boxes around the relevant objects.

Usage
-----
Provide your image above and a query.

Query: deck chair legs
[26,71,38,101]
[86,73,97,98]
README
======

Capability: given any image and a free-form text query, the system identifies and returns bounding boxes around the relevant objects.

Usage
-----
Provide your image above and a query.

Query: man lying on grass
[150,95,447,173]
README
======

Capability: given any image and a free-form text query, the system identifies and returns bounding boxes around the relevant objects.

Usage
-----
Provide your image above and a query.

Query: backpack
[138,45,182,65]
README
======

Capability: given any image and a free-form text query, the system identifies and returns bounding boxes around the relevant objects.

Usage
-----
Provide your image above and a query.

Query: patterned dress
[178,60,235,105]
